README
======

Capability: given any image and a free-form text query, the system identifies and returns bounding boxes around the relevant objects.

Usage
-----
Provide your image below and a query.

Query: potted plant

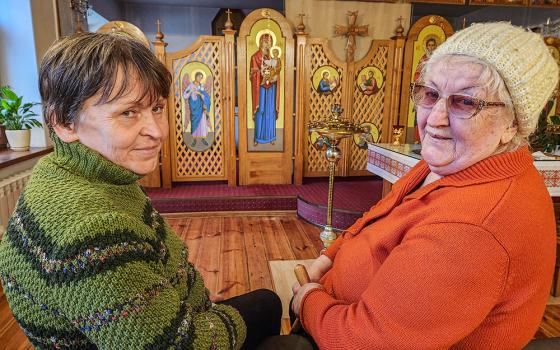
[0,86,42,151]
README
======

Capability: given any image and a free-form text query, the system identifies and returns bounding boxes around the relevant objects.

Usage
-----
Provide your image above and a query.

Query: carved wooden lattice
[305,42,345,176]
[169,40,226,181]
[350,44,391,174]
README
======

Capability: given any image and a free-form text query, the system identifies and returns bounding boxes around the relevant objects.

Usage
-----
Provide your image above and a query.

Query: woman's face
[417,57,515,176]
[57,71,169,175]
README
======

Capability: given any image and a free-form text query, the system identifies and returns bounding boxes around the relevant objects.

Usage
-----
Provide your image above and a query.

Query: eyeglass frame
[409,82,506,120]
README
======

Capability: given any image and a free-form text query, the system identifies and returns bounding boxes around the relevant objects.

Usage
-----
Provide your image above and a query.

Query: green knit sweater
[0,137,246,349]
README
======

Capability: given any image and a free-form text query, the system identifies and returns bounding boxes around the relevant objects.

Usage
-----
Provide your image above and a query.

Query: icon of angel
[182,70,213,148]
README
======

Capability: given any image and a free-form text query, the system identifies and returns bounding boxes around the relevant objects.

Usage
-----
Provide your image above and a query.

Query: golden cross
[397,16,404,27]
[334,11,369,62]
[225,9,233,30]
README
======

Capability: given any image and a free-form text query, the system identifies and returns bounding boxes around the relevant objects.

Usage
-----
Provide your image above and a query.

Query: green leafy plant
[0,86,42,130]
[530,98,560,153]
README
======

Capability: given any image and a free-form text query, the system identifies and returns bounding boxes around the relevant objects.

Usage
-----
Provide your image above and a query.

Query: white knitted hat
[430,22,559,137]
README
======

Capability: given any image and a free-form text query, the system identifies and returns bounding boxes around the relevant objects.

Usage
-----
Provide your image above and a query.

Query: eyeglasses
[410,83,505,119]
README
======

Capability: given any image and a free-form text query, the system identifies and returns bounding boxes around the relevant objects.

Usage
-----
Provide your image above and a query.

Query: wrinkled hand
[291,255,332,296]
[292,283,324,316]
[308,255,333,282]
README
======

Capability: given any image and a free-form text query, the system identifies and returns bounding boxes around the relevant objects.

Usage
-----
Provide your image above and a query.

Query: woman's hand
[291,255,332,295]
[308,255,333,282]
[291,283,324,316]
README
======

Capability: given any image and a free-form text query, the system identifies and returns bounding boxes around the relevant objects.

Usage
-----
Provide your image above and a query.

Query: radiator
[0,169,32,235]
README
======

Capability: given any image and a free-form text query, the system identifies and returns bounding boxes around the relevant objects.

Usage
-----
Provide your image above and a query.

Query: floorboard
[0,213,559,349]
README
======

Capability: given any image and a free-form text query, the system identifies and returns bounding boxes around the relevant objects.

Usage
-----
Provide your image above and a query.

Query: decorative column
[294,14,308,185]
[390,17,407,131]
[223,10,237,187]
[152,20,171,188]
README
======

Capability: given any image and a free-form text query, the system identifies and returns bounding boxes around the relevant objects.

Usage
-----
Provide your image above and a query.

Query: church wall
[121,3,238,52]
[89,0,123,21]
[122,3,218,52]
[285,0,411,62]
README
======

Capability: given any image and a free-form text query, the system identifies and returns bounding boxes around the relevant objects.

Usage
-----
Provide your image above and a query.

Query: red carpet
[145,177,383,229]
[146,177,382,213]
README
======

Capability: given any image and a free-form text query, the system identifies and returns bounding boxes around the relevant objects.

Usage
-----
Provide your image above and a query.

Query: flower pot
[0,125,7,149]
[5,129,31,151]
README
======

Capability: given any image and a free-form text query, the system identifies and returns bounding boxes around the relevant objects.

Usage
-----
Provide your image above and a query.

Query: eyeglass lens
[412,85,479,119]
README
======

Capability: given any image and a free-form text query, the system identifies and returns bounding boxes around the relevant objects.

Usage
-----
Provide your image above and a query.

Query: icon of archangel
[181,66,214,152]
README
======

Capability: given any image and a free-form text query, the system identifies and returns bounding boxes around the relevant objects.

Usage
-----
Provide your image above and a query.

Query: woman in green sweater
[0,32,289,349]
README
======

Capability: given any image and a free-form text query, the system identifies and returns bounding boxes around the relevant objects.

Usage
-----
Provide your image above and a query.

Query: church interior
[1,0,560,348]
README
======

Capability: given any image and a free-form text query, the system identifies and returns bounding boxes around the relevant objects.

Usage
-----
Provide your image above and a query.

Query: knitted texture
[430,22,559,138]
[0,136,246,349]
[305,147,556,349]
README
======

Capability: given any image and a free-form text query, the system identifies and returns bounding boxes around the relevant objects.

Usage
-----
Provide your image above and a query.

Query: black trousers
[219,289,314,350]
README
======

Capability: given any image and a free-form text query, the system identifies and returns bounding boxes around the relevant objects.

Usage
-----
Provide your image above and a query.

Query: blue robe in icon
[253,84,277,144]
[318,79,331,93]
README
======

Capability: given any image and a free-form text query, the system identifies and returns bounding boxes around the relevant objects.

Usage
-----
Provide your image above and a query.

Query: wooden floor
[0,213,559,349]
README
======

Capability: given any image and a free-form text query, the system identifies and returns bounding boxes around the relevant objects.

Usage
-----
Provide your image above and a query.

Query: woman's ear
[52,122,79,143]
[500,125,517,145]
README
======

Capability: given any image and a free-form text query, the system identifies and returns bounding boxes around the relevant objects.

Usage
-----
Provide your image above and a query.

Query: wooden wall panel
[349,40,395,176]
[303,38,347,177]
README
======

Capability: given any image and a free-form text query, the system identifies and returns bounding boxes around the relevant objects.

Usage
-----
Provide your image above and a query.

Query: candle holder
[392,125,405,146]
[308,104,366,247]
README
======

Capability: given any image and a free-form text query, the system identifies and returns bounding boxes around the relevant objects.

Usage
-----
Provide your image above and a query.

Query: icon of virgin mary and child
[250,32,282,147]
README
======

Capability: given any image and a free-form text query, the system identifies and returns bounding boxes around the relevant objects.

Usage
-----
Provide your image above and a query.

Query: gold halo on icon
[270,45,283,57]
[255,29,277,48]
[423,34,439,50]
[320,69,330,78]
[190,70,207,84]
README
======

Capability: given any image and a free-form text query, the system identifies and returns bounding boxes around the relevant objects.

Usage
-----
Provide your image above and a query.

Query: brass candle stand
[308,104,366,248]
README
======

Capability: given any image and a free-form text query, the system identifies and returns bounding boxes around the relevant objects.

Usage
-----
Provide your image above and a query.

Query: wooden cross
[334,11,369,62]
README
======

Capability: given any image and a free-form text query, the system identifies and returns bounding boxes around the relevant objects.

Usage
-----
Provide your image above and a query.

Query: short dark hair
[39,32,172,127]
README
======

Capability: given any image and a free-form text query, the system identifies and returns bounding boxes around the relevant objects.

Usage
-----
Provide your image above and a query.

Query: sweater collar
[344,147,534,236]
[404,146,534,199]
[50,132,142,185]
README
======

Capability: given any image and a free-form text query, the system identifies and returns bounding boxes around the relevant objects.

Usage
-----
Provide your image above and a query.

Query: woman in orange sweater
[291,22,558,349]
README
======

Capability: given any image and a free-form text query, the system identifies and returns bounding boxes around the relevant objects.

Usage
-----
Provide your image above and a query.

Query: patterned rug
[146,177,382,229]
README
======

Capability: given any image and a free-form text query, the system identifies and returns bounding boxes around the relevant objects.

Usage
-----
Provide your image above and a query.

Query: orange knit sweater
[300,147,556,349]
